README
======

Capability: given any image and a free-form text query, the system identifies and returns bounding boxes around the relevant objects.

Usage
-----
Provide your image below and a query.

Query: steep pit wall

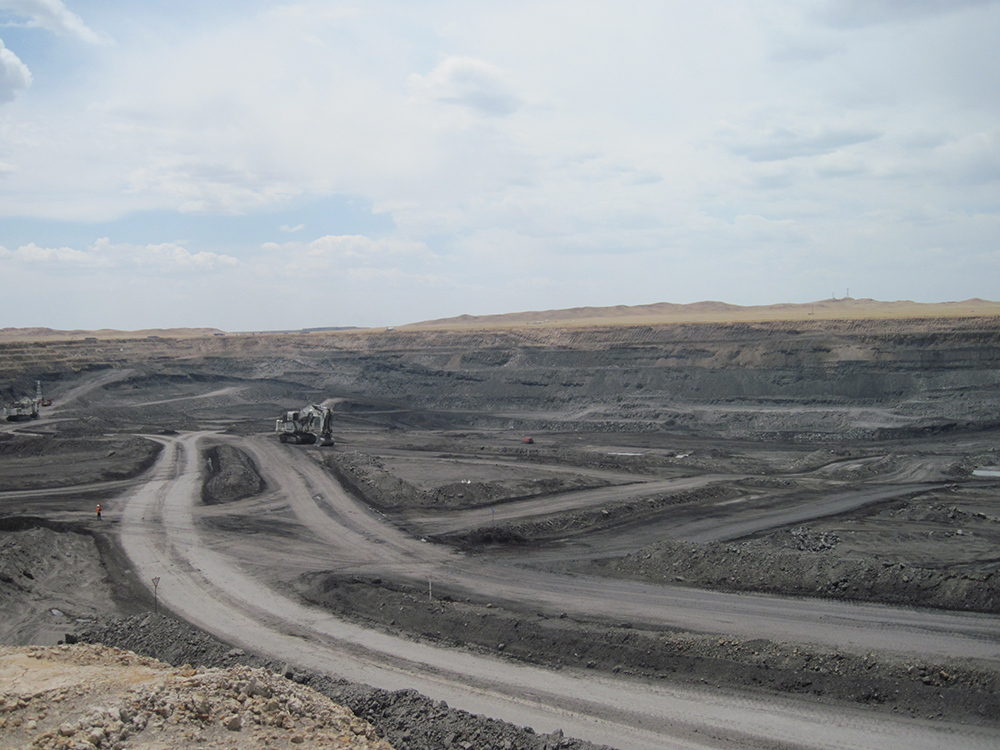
[4,318,1000,437]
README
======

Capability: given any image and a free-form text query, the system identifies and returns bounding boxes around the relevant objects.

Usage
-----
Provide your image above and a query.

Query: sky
[0,0,998,331]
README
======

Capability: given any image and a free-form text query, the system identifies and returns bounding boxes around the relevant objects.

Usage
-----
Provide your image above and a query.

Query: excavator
[4,381,46,422]
[275,404,335,446]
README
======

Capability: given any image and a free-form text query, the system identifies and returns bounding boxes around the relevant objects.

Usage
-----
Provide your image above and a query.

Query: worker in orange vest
[96,503,102,520]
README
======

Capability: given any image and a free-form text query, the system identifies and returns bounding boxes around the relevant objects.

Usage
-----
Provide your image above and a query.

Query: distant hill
[404,298,1000,330]
[2,299,998,341]
[0,327,226,341]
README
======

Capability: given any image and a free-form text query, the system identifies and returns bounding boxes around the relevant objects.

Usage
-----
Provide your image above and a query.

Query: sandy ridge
[0,643,394,750]
[2,298,999,342]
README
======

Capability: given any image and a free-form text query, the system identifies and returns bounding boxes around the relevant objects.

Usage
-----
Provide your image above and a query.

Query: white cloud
[127,158,304,216]
[262,234,435,275]
[814,0,999,28]
[0,0,105,43]
[409,56,522,117]
[1,241,96,265]
[729,127,882,162]
[931,129,1000,185]
[0,238,238,272]
[97,238,240,272]
[0,38,31,102]
[1,1,999,328]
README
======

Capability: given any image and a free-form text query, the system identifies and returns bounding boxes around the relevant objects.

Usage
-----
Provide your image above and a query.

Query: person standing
[96,503,102,521]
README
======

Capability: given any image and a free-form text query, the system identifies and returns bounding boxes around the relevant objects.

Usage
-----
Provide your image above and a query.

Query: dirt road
[400,475,739,536]
[113,431,1000,750]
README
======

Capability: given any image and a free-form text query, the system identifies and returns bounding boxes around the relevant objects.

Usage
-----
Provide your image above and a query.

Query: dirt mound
[0,522,122,646]
[80,616,613,750]
[202,445,265,504]
[0,643,393,750]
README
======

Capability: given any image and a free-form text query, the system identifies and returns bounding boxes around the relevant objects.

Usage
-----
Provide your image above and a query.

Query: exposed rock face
[0,436,161,492]
[609,533,1000,613]
[2,318,999,444]
[0,644,395,750]
[325,452,608,511]
[0,523,120,646]
[202,445,265,504]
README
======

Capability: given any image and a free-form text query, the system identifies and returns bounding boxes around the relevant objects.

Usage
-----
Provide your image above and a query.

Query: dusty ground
[2,311,1000,748]
[0,643,394,750]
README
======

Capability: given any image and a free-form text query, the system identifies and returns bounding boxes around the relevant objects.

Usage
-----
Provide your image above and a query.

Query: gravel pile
[80,615,613,750]
[0,643,393,750]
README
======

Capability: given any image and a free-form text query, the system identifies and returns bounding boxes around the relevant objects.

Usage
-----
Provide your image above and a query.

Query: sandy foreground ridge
[0,643,393,750]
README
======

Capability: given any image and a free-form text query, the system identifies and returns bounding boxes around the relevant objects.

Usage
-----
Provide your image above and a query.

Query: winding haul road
[116,431,1000,750]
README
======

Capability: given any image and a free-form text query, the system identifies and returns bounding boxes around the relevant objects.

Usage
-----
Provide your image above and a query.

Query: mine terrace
[3,299,1000,750]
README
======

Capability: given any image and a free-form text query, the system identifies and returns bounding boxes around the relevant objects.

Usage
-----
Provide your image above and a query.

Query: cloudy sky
[0,1,998,330]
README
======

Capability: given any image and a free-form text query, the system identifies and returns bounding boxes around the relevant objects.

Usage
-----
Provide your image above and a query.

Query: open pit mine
[3,301,1000,750]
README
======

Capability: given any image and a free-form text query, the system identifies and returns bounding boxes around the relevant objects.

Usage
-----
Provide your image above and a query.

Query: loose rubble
[0,643,393,750]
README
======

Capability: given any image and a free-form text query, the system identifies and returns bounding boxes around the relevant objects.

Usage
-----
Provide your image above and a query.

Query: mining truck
[275,404,335,446]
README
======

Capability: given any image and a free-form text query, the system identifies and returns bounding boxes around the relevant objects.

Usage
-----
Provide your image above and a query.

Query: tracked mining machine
[4,381,46,422]
[275,404,335,446]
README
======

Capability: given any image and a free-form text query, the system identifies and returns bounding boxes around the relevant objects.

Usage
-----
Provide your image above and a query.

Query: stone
[85,727,105,746]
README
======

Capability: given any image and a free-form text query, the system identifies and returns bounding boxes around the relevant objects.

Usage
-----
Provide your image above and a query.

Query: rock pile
[0,643,393,750]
